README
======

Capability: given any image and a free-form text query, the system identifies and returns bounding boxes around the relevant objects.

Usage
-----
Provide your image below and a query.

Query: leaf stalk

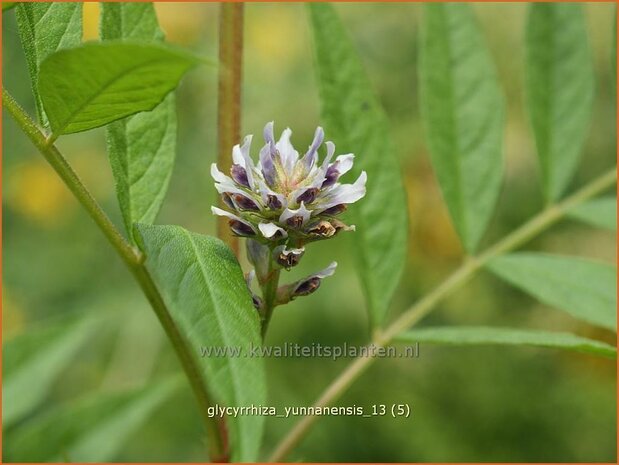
[268,166,617,461]
[2,87,229,462]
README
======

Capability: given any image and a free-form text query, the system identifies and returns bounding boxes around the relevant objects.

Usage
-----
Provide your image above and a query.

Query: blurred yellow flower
[247,6,303,71]
[2,288,26,339]
[156,3,208,45]
[5,159,74,227]
[82,2,100,41]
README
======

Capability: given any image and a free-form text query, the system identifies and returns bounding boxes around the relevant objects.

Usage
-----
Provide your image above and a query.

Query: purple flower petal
[301,126,324,172]
[211,206,256,236]
[231,193,260,211]
[322,204,347,216]
[296,187,319,204]
[292,262,337,297]
[279,202,312,228]
[230,164,250,188]
[259,143,277,187]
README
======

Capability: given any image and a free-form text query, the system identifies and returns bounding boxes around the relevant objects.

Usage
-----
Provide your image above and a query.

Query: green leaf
[38,42,201,137]
[525,3,595,201]
[397,326,616,358]
[100,4,176,242]
[5,378,181,462]
[15,2,82,126]
[135,224,266,462]
[568,197,617,231]
[3,315,98,428]
[419,3,505,253]
[3,2,16,11]
[308,3,408,327]
[487,253,616,331]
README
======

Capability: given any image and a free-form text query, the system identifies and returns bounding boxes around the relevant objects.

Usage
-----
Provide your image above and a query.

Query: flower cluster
[211,122,366,305]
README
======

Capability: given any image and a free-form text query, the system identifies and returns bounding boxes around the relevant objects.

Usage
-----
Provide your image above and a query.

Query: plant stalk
[3,88,229,462]
[261,258,281,339]
[216,2,244,256]
[268,167,617,462]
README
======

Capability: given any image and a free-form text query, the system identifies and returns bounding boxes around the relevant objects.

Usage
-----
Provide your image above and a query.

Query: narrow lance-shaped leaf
[525,3,595,201]
[38,42,203,137]
[15,2,82,126]
[136,224,266,462]
[567,197,617,231]
[419,3,505,253]
[3,315,99,428]
[308,3,408,327]
[397,326,616,358]
[101,4,177,242]
[487,253,616,331]
[5,378,181,462]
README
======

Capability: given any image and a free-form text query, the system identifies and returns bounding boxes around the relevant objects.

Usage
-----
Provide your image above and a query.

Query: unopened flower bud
[276,262,338,304]
[274,245,305,269]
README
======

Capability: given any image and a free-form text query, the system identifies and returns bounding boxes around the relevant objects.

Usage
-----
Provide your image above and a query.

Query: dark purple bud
[267,194,282,210]
[296,188,319,204]
[276,249,304,269]
[230,165,250,188]
[221,193,235,209]
[286,215,304,228]
[308,220,336,238]
[231,194,260,211]
[321,164,340,188]
[322,204,347,216]
[294,277,321,297]
[229,220,255,237]
[252,295,262,310]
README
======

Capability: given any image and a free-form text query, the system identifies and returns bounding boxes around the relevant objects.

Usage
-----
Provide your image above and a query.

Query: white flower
[211,122,366,245]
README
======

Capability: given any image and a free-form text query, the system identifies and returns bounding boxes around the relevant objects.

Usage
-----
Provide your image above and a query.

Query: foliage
[2,2,616,462]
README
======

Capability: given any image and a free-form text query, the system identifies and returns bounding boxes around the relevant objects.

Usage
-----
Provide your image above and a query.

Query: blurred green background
[2,2,616,462]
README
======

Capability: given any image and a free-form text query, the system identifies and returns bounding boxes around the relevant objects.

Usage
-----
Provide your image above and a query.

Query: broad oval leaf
[5,378,181,462]
[135,224,265,462]
[525,3,595,201]
[101,4,177,242]
[487,253,616,331]
[397,326,616,358]
[419,3,505,254]
[3,315,98,428]
[38,42,201,137]
[308,3,408,327]
[15,2,82,126]
[568,197,617,231]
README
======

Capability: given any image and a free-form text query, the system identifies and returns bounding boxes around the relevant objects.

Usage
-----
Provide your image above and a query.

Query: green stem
[267,167,617,462]
[261,259,281,339]
[216,2,244,256]
[3,88,228,462]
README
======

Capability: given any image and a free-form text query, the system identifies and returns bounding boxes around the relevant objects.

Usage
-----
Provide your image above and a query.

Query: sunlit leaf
[15,2,82,126]
[487,253,616,331]
[38,42,203,137]
[101,4,177,242]
[525,3,595,201]
[568,197,617,231]
[398,326,616,358]
[5,378,181,462]
[308,3,408,327]
[136,224,265,462]
[3,315,98,428]
[419,3,505,253]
